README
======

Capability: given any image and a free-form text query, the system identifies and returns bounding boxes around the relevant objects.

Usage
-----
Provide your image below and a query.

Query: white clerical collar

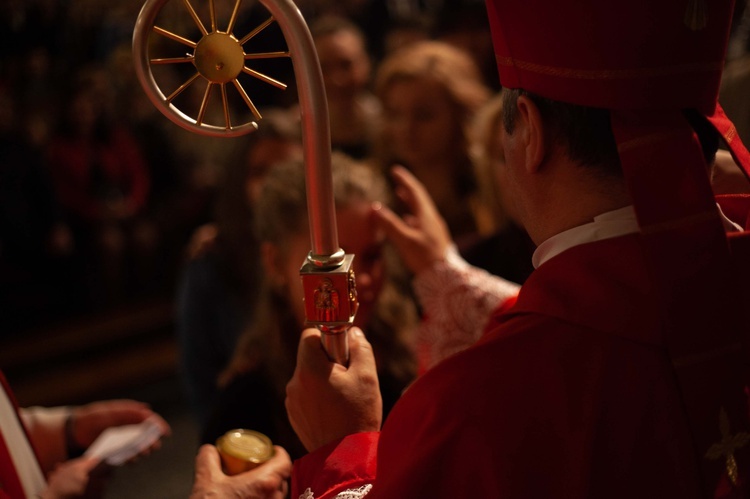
[532,204,745,269]
[532,206,639,268]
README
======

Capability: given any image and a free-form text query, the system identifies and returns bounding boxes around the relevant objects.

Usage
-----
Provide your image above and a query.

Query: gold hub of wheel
[194,32,244,83]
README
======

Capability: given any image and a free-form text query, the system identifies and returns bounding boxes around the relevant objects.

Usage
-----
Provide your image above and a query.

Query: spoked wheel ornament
[133,0,356,364]
[133,0,290,137]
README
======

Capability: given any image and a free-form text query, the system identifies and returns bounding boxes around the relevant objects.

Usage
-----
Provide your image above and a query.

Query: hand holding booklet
[84,416,166,466]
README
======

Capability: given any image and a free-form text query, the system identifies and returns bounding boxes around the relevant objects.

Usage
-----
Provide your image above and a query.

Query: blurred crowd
[0,0,505,336]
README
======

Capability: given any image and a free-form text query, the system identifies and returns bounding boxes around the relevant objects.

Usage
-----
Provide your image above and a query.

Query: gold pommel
[194,32,245,83]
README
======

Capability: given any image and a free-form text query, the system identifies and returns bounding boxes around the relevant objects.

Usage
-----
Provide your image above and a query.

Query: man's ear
[516,95,546,174]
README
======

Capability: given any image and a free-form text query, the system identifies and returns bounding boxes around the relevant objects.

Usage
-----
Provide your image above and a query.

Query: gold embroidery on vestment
[705,407,750,486]
[724,124,737,144]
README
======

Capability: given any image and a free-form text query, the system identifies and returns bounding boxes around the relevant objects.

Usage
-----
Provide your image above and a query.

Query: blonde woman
[373,40,493,242]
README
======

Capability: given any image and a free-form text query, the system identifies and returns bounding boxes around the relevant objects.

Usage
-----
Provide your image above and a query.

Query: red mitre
[485,0,750,174]
[486,0,750,496]
[486,1,729,112]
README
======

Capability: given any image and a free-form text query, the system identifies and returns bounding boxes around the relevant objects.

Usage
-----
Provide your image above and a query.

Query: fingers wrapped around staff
[286,327,382,452]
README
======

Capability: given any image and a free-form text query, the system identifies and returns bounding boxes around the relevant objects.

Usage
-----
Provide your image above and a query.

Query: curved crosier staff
[133,0,356,364]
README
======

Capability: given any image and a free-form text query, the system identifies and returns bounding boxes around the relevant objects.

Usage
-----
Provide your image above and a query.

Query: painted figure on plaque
[314,278,339,322]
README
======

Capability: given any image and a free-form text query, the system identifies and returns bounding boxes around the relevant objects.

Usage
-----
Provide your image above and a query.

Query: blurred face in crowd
[335,199,385,328]
[270,199,385,329]
[315,29,372,103]
[244,137,303,205]
[70,91,99,136]
[381,76,461,167]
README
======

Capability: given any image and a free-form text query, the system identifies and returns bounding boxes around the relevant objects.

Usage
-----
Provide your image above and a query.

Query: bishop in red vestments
[282,0,750,498]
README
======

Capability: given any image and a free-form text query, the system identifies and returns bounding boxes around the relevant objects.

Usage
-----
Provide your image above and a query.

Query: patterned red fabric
[292,432,378,498]
[413,248,520,373]
[707,104,750,178]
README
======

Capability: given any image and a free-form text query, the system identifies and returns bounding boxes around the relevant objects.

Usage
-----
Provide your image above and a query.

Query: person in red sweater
[46,66,152,305]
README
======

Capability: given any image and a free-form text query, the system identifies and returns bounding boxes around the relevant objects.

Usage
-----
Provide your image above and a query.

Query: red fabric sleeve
[291,432,379,499]
[481,293,518,334]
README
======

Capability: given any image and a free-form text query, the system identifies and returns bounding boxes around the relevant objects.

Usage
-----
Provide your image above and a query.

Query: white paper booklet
[84,416,164,466]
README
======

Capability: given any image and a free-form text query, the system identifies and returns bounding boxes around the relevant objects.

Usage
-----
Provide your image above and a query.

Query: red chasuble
[293,215,750,498]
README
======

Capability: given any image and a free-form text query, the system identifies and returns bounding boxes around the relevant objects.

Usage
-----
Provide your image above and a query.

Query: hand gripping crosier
[133,0,357,364]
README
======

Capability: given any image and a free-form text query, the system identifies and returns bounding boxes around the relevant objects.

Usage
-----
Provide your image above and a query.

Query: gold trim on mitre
[723,124,738,145]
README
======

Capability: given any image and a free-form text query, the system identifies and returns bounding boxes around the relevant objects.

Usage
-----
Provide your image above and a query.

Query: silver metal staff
[132,0,356,364]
